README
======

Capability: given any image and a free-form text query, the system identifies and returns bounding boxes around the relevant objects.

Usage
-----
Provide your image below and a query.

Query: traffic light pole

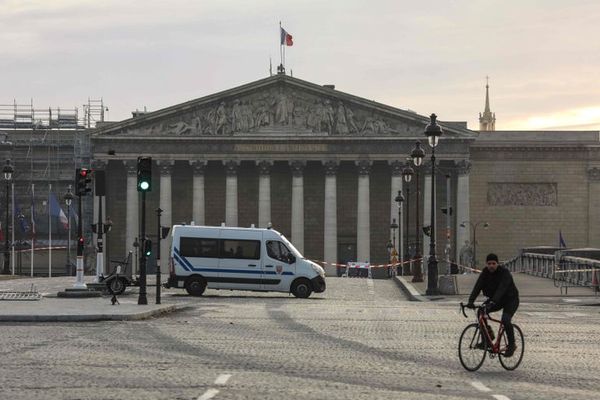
[138,191,148,305]
[94,195,104,283]
[156,208,162,304]
[74,193,86,289]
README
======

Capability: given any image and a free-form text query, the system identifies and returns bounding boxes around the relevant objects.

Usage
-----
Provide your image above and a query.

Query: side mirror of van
[288,254,296,264]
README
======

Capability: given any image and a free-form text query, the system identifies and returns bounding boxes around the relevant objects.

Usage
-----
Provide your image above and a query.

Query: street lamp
[410,142,425,282]
[393,193,403,274]
[401,164,413,275]
[3,160,13,275]
[63,185,74,276]
[424,114,443,295]
[460,220,489,270]
[390,217,398,253]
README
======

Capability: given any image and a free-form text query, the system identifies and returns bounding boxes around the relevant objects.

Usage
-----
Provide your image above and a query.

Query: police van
[166,225,326,298]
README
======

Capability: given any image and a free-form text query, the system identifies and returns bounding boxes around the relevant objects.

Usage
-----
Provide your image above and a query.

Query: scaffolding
[0,98,106,130]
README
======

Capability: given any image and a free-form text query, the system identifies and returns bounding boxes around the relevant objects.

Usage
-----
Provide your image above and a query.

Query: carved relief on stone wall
[487,183,558,206]
[128,85,425,137]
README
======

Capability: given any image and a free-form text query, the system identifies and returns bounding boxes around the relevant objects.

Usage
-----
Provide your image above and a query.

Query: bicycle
[458,302,524,371]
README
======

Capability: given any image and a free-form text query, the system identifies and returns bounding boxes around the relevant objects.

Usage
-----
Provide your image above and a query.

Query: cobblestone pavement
[1,277,599,399]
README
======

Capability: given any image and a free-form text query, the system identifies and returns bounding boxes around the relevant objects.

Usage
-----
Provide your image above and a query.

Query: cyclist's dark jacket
[468,265,519,306]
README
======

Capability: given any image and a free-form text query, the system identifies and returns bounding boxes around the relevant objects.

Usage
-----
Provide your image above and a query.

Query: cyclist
[467,253,520,357]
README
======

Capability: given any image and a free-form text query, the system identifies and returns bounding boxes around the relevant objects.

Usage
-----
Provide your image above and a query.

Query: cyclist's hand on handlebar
[466,302,475,309]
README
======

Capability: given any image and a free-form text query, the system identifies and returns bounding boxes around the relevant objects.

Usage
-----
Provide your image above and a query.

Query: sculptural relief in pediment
[125,86,426,137]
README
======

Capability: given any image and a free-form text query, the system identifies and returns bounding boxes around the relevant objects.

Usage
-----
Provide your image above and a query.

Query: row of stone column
[119,159,471,275]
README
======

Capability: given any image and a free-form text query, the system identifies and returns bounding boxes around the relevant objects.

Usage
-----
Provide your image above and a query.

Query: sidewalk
[0,275,191,322]
[394,272,600,304]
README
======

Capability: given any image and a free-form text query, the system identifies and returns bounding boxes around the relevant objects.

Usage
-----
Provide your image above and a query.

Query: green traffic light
[139,181,150,191]
[145,250,151,256]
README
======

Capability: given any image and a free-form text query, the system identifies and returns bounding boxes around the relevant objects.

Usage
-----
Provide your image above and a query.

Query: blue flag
[14,204,30,234]
[559,230,567,248]
[49,192,69,230]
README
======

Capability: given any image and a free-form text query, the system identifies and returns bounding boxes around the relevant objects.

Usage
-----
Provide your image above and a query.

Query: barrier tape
[554,267,600,274]
[311,257,424,269]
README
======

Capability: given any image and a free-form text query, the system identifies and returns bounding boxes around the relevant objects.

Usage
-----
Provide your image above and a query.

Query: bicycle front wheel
[499,324,524,370]
[458,323,486,371]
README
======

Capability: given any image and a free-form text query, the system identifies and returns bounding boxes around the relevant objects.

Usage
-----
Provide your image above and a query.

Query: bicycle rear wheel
[458,323,486,371]
[499,324,524,370]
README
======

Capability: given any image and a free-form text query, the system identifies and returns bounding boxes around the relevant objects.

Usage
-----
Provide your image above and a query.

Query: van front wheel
[185,276,207,297]
[291,278,313,298]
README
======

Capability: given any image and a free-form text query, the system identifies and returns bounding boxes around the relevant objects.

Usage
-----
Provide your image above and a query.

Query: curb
[0,303,193,323]
[393,276,430,302]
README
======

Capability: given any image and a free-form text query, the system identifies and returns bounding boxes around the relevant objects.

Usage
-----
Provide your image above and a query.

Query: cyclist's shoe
[504,343,516,357]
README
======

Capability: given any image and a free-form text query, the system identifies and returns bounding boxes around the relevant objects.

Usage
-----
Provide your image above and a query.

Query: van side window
[180,237,218,258]
[220,239,260,260]
[267,241,293,263]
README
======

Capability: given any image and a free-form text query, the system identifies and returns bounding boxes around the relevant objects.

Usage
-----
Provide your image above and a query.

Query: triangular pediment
[94,74,476,139]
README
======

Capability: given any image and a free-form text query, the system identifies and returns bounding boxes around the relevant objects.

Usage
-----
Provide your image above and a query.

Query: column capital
[257,160,273,176]
[455,159,472,176]
[189,160,206,175]
[157,160,174,176]
[323,160,339,176]
[356,160,372,176]
[123,160,138,176]
[289,160,306,177]
[389,160,404,176]
[587,167,600,181]
[224,160,240,176]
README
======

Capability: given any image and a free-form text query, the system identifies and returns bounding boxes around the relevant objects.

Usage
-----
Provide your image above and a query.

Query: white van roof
[171,224,284,236]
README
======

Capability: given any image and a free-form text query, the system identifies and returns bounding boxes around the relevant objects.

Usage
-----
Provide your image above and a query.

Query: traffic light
[143,237,152,257]
[76,168,92,196]
[137,157,152,192]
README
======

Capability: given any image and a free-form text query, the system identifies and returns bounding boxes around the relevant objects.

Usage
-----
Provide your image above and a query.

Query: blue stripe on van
[173,247,294,276]
[172,252,191,272]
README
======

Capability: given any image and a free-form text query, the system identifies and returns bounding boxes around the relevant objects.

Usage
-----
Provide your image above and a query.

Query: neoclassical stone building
[92,74,477,275]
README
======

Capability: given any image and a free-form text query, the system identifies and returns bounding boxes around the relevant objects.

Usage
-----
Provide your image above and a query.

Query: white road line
[470,381,491,392]
[214,374,232,386]
[198,389,220,400]
[492,395,512,400]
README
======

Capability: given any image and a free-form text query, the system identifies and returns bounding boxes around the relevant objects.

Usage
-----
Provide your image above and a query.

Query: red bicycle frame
[478,310,507,354]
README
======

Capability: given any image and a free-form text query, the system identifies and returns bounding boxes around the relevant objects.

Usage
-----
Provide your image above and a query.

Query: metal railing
[504,251,599,295]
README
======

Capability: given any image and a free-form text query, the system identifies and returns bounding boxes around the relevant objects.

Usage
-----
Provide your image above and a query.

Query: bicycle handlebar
[459,302,478,318]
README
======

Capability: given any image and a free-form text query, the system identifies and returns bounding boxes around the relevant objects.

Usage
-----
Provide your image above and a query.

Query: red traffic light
[78,237,84,245]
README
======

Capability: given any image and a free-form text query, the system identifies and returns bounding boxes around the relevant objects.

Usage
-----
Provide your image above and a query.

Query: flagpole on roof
[279,21,283,72]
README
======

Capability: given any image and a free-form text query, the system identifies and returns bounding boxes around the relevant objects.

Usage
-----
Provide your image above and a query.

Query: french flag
[280,27,293,46]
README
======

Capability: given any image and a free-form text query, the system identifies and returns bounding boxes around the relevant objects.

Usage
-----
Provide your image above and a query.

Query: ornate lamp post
[3,160,13,275]
[460,220,489,270]
[394,193,404,274]
[401,163,413,275]
[424,114,443,295]
[63,185,74,275]
[410,142,425,282]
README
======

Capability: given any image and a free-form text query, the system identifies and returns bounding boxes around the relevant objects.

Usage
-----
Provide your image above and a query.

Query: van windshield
[280,235,303,258]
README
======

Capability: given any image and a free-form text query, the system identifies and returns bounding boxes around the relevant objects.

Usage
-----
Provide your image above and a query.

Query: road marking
[492,395,511,400]
[367,278,375,296]
[214,374,232,385]
[562,298,582,303]
[470,381,491,392]
[198,389,220,400]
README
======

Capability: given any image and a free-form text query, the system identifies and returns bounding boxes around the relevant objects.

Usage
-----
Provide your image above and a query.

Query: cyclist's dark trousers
[489,299,519,346]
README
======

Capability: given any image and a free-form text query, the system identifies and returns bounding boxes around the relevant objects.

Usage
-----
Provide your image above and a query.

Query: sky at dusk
[1,0,599,131]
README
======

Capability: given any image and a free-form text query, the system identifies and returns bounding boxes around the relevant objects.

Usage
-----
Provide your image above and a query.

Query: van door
[177,236,220,288]
[263,240,296,291]
[218,232,262,291]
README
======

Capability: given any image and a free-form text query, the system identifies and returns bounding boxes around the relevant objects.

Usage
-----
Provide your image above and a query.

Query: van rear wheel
[291,278,313,298]
[185,276,207,297]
